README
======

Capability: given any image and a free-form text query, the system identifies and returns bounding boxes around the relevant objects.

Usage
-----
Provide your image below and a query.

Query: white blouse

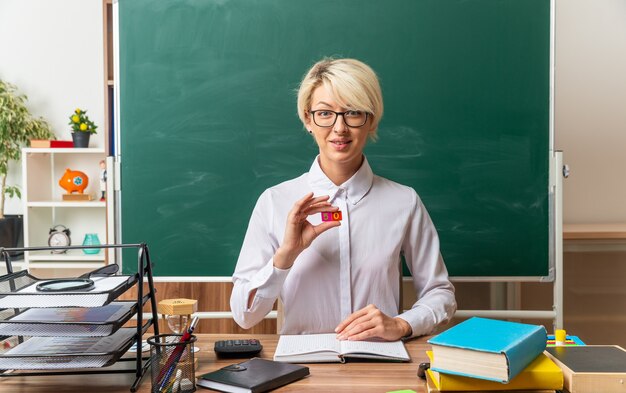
[230,156,456,337]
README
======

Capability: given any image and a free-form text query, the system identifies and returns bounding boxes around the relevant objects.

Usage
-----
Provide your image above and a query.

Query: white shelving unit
[20,148,109,274]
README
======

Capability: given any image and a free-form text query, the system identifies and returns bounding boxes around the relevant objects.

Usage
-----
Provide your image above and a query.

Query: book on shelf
[29,139,74,148]
[62,193,94,201]
[425,371,557,393]
[197,358,309,393]
[428,317,547,383]
[273,333,410,363]
[425,351,563,391]
[544,345,626,393]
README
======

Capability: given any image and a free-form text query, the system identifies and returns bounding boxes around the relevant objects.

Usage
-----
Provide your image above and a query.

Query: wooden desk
[0,334,430,392]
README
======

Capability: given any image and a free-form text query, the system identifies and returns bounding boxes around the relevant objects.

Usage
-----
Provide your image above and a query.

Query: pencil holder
[147,334,197,393]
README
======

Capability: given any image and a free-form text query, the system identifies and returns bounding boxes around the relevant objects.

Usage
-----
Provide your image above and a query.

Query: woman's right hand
[274,192,341,269]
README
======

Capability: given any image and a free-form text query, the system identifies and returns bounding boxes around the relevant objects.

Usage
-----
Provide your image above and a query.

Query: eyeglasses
[309,110,369,128]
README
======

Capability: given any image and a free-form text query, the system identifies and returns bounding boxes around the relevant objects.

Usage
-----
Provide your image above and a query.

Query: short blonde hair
[297,58,384,140]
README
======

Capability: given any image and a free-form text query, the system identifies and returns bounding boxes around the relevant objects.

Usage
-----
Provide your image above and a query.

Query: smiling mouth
[331,140,351,145]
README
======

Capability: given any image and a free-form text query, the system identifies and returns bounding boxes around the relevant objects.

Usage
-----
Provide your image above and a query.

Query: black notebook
[197,358,309,393]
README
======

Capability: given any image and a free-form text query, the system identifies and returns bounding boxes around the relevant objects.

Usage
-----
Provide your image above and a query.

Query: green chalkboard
[119,0,551,277]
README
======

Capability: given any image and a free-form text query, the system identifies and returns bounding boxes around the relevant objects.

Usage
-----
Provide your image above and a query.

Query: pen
[157,317,198,391]
[161,370,179,393]
[157,353,184,392]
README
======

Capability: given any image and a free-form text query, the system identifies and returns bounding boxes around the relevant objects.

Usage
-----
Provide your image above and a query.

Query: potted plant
[69,108,97,148]
[0,79,55,254]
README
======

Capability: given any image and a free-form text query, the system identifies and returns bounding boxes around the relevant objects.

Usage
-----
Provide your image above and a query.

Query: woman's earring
[308,130,313,134]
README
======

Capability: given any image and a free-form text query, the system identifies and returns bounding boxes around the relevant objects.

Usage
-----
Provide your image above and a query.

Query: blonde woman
[231,58,456,341]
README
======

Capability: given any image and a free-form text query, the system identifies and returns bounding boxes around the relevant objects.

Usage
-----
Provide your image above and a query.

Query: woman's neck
[318,155,364,186]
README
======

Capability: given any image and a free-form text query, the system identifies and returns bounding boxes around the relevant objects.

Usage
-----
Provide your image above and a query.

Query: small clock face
[49,232,70,247]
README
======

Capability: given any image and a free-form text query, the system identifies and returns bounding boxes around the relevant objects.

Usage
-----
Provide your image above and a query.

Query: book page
[340,339,410,360]
[275,333,341,356]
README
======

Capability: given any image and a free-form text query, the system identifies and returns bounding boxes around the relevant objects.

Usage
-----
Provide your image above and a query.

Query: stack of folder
[425,351,563,393]
[425,317,564,393]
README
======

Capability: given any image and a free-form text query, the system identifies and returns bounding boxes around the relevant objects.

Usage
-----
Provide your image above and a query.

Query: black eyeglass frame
[309,110,370,128]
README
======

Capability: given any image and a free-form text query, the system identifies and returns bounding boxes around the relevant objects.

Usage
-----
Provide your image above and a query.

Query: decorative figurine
[59,168,89,194]
[99,160,107,201]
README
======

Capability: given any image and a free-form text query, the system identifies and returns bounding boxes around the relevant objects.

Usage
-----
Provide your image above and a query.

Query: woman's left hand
[334,304,412,341]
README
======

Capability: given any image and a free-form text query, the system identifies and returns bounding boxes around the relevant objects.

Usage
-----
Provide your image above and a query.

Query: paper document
[0,302,134,336]
[0,276,130,308]
[0,328,136,369]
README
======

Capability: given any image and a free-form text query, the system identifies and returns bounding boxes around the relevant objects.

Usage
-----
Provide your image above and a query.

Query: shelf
[563,223,626,240]
[22,146,110,267]
[23,148,106,154]
[9,251,106,269]
[27,250,106,262]
[18,262,106,269]
[0,301,139,337]
[0,327,137,369]
[27,201,106,208]
[0,271,138,308]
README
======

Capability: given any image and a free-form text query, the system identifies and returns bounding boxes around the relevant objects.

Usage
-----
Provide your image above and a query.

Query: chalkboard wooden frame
[116,0,555,281]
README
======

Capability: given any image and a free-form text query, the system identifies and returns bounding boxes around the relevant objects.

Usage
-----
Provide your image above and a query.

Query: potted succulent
[0,79,55,253]
[69,108,97,148]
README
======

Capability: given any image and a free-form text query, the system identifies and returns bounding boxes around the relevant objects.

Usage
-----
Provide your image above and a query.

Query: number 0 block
[321,211,342,222]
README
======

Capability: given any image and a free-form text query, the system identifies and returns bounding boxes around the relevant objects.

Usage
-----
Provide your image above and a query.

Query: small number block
[321,211,342,221]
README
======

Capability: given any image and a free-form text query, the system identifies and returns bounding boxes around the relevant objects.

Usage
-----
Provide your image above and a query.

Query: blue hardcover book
[428,317,547,383]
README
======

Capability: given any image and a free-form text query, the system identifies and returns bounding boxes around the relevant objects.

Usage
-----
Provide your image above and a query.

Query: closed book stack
[428,317,548,383]
[30,139,74,148]
[425,351,563,392]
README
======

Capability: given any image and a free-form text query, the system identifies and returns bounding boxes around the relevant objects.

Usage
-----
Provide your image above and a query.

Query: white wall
[556,0,626,224]
[0,0,104,215]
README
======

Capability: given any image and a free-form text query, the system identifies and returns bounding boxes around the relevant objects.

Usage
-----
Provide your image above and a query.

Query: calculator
[214,339,263,358]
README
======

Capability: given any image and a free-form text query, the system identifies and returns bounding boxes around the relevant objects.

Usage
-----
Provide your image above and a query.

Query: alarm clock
[48,225,71,254]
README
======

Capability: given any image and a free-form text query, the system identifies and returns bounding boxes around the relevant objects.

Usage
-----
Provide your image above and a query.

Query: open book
[273,333,410,363]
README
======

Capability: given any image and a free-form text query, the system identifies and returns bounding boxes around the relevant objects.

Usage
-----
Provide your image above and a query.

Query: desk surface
[0,334,430,393]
